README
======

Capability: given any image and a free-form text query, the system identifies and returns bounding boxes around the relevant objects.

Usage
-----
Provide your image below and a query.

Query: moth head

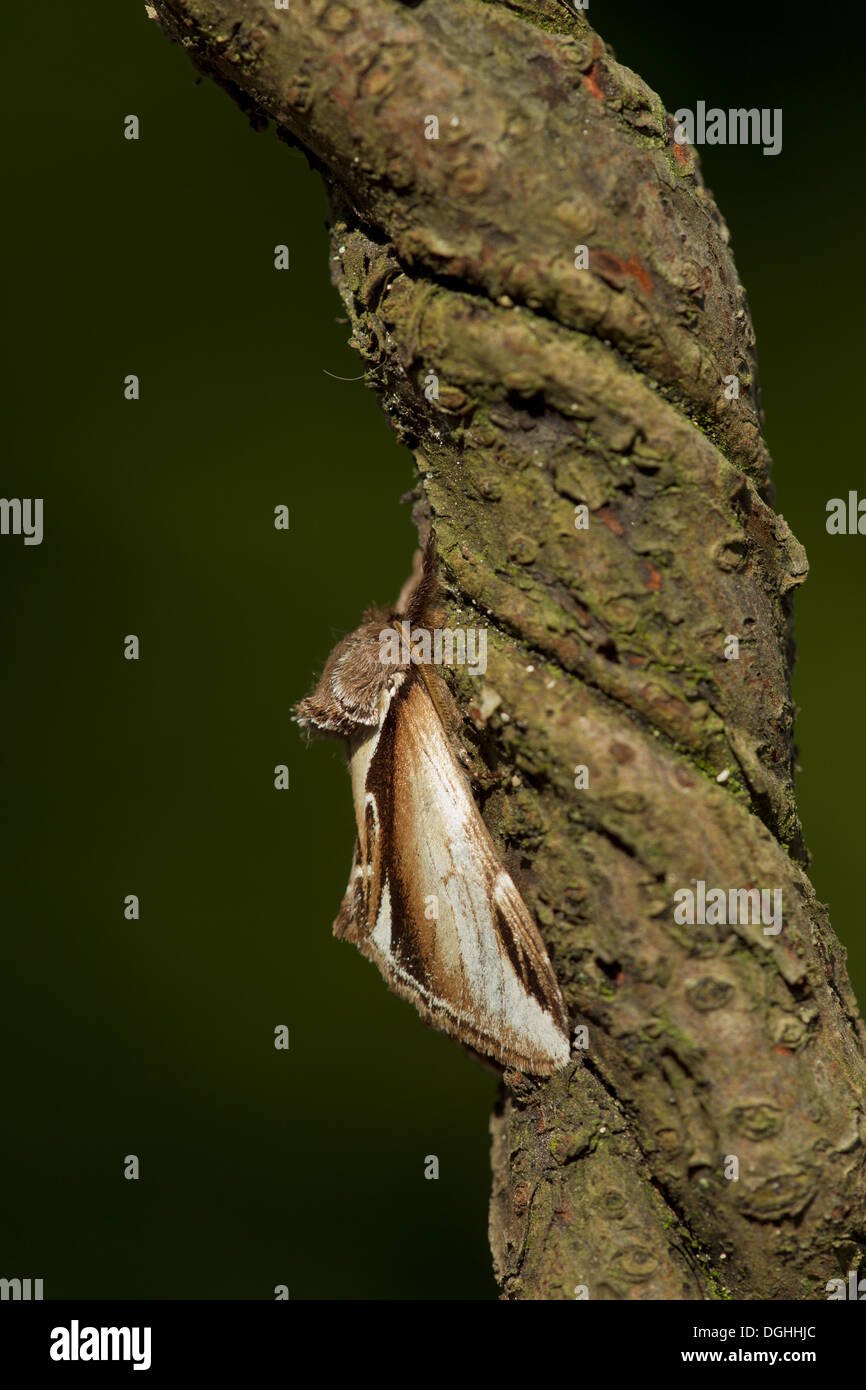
[294,530,442,738]
[294,605,411,736]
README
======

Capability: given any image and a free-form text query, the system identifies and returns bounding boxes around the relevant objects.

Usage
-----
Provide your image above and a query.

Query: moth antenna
[403,528,440,626]
[416,662,452,734]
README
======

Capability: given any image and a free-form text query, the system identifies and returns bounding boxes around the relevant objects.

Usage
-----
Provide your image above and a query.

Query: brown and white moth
[294,534,570,1075]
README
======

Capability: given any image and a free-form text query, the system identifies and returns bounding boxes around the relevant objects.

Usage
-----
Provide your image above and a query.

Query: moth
[294,534,570,1075]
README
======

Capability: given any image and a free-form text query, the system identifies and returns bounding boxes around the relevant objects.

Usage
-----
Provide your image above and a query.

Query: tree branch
[149,0,866,1299]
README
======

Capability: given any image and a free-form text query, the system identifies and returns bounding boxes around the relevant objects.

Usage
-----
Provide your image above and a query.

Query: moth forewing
[334,672,569,1074]
[295,541,571,1075]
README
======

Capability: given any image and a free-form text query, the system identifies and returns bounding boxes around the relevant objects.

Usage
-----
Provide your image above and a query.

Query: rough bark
[148,0,866,1299]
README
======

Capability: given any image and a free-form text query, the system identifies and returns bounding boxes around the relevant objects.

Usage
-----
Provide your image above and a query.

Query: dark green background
[2,3,862,1299]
